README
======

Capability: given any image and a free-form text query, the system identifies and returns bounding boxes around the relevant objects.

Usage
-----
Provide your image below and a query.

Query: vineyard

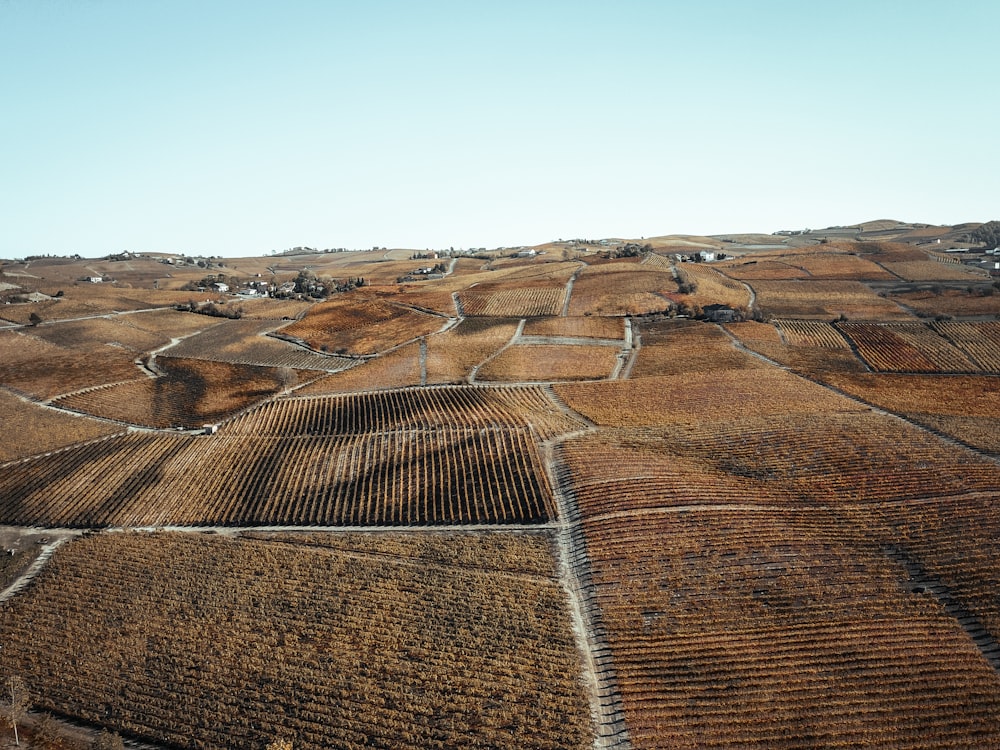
[630,319,769,376]
[0,386,581,527]
[573,505,1000,748]
[819,372,1000,454]
[773,318,851,349]
[51,357,300,429]
[424,317,521,384]
[3,243,1000,749]
[748,280,911,319]
[280,297,448,355]
[297,342,423,394]
[0,390,122,462]
[522,315,625,340]
[0,532,591,750]
[837,322,981,373]
[0,329,145,400]
[931,321,1000,372]
[163,318,355,371]
[476,344,620,382]
[566,265,678,316]
[457,286,566,317]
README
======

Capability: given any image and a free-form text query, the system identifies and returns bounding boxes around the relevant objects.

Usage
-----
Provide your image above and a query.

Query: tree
[92,730,125,750]
[971,220,1000,250]
[2,675,29,746]
[31,713,60,749]
[28,312,42,327]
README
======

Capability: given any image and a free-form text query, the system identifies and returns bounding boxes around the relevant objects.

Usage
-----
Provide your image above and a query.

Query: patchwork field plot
[0,532,591,750]
[575,506,1000,749]
[773,319,850,348]
[820,372,1000,454]
[0,329,144,400]
[51,358,296,428]
[230,297,314,320]
[0,387,576,527]
[282,297,447,355]
[0,429,554,527]
[556,368,861,428]
[888,288,1000,318]
[838,322,980,373]
[0,390,123,462]
[749,280,911,319]
[425,317,520,384]
[932,321,1000,372]
[630,319,768,376]
[881,259,988,282]
[477,343,620,382]
[674,263,751,309]
[225,386,586,441]
[522,315,624,340]
[458,286,566,317]
[845,493,1000,642]
[298,342,422,394]
[556,411,1000,516]
[566,265,677,316]
[164,319,355,371]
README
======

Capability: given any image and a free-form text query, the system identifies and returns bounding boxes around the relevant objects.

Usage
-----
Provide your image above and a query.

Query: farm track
[543,435,631,749]
[0,535,75,603]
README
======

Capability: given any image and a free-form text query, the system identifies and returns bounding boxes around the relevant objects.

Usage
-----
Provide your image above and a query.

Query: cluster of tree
[175,300,244,319]
[604,242,652,259]
[969,221,1000,250]
[181,274,239,292]
[273,270,365,299]
[4,675,125,748]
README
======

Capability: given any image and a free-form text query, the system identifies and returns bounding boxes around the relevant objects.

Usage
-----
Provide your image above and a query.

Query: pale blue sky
[2,1,997,256]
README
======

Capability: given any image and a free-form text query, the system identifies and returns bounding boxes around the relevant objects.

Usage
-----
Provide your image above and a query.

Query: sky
[2,1,998,257]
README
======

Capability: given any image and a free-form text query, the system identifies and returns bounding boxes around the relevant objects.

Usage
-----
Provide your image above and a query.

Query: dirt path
[541,436,631,749]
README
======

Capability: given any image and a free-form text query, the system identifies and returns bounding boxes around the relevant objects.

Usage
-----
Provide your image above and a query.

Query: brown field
[881,259,989,282]
[888,287,1000,318]
[224,386,586,442]
[52,358,297,429]
[0,329,144,400]
[932,320,1000,371]
[556,368,861,429]
[390,287,460,316]
[425,317,520,384]
[820,372,1000,453]
[522,315,624,340]
[476,344,620,382]
[281,297,448,355]
[164,319,355,371]
[296,343,421,394]
[675,263,751,309]
[0,429,554,527]
[837,322,980,373]
[0,532,591,750]
[0,286,213,324]
[718,258,811,280]
[567,264,677,316]
[750,279,912,319]
[574,505,1000,749]
[0,386,583,527]
[5,244,1000,749]
[0,390,123,462]
[230,297,315,320]
[772,318,850,348]
[458,286,567,317]
[630,319,769,376]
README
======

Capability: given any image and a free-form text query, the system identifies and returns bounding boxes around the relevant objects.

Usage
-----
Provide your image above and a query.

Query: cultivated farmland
[2,233,1000,749]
